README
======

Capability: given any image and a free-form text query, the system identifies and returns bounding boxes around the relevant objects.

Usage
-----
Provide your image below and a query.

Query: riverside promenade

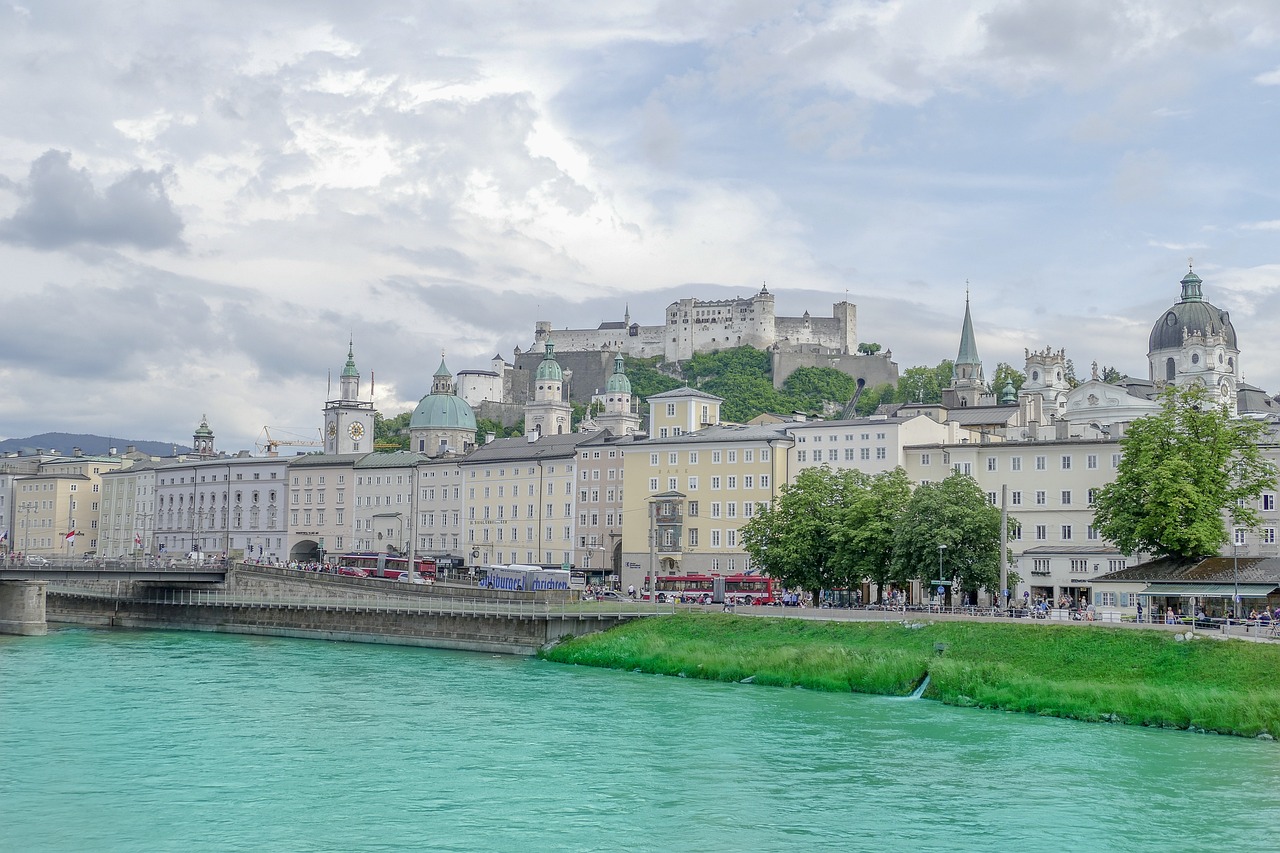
[41,562,669,654]
[732,602,1280,642]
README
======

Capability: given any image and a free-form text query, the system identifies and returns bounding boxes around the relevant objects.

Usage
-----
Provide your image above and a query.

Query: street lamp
[938,543,946,607]
[1232,531,1244,631]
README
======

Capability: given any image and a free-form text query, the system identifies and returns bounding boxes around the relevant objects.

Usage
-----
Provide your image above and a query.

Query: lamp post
[938,543,946,608]
[19,501,36,557]
[1232,533,1243,631]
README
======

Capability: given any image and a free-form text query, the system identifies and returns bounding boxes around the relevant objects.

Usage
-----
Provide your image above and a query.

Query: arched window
[1166,358,1176,381]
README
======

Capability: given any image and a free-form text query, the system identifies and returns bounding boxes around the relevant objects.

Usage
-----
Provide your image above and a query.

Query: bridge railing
[48,585,677,618]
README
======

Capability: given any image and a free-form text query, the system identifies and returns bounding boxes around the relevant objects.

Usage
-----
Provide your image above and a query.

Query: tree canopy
[1093,385,1277,558]
[740,466,863,599]
[889,470,1008,599]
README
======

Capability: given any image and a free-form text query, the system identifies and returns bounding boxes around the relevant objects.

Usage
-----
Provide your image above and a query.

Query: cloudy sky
[3,1,1279,452]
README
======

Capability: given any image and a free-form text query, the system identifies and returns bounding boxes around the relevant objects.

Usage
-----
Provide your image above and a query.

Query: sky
[2,1,1279,453]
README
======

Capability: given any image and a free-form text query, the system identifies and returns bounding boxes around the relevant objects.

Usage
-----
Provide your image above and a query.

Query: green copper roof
[194,415,213,437]
[604,353,631,394]
[1180,269,1203,302]
[409,392,477,431]
[535,340,563,382]
[955,294,981,367]
[341,340,359,378]
[434,357,451,378]
[1000,380,1016,405]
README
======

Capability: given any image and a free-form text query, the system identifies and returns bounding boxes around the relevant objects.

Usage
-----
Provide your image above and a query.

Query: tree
[895,363,947,404]
[1093,385,1277,559]
[741,467,863,602]
[373,411,411,451]
[857,383,896,417]
[857,342,882,355]
[780,367,858,415]
[1100,365,1124,384]
[834,468,912,601]
[890,471,1007,601]
[476,417,522,440]
[992,362,1025,394]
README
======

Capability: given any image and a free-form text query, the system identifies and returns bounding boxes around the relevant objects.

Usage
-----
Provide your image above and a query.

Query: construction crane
[257,426,324,456]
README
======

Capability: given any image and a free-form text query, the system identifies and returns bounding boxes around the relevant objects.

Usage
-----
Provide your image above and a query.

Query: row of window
[798,448,886,462]
[795,432,885,443]
[922,453,1123,471]
[648,449,770,465]
[648,475,772,492]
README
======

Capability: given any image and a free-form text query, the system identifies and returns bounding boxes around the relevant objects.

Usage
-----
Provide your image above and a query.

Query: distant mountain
[0,432,191,458]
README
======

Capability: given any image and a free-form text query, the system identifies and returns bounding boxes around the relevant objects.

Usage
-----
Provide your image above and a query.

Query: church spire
[956,288,981,368]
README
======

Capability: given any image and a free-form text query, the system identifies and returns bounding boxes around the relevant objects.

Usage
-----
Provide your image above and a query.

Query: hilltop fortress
[518,285,898,396]
[531,284,855,362]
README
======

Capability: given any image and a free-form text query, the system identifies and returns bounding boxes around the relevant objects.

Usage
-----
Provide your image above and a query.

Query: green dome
[409,393,477,431]
[194,415,213,437]
[535,341,563,382]
[604,353,631,394]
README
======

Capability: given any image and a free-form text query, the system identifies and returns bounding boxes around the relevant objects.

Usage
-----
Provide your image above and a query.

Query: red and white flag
[134,534,143,547]
[64,530,77,542]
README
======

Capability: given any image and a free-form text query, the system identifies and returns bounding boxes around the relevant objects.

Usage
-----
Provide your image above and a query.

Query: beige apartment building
[286,453,364,562]
[16,454,129,557]
[460,432,590,568]
[412,455,467,569]
[573,432,636,585]
[620,422,793,591]
[98,461,162,559]
[902,437,1128,606]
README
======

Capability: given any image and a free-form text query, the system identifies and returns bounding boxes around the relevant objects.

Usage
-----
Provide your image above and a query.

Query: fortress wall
[771,351,900,390]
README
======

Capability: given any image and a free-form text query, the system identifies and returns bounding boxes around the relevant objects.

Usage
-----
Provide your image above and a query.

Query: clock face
[348,422,365,440]
[327,423,337,438]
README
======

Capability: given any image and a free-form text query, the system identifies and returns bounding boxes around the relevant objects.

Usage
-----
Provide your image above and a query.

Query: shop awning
[1144,583,1278,597]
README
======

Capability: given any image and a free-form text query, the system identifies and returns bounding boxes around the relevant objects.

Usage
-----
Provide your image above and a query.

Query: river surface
[2,627,1277,853]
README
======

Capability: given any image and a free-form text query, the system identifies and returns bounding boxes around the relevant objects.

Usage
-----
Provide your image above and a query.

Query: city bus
[481,565,572,591]
[650,574,778,605]
[335,552,436,581]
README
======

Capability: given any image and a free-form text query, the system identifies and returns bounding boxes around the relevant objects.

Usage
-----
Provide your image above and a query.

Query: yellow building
[621,422,793,591]
[15,453,129,558]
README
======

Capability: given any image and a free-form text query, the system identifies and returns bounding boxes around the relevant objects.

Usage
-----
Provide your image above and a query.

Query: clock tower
[323,340,376,454]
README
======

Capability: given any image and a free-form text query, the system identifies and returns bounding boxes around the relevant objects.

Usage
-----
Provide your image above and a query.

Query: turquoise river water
[2,627,1278,853]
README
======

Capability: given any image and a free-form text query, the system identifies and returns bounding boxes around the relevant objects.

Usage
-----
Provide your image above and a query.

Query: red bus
[336,553,436,581]
[650,574,777,605]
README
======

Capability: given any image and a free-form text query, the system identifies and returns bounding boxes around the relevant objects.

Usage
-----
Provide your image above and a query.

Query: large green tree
[741,467,864,600]
[1093,385,1277,558]
[890,471,1007,600]
[834,467,913,601]
[373,411,411,451]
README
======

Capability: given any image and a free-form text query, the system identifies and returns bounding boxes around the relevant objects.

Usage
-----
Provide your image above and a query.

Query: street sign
[936,586,945,597]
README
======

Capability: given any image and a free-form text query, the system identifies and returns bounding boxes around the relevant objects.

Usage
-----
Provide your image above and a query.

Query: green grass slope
[540,614,1280,738]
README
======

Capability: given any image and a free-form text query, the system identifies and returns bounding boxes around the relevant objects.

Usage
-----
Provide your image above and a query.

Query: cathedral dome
[409,393,477,431]
[1149,270,1237,353]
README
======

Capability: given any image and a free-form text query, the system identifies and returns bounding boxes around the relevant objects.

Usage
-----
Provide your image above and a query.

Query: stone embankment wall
[46,563,628,655]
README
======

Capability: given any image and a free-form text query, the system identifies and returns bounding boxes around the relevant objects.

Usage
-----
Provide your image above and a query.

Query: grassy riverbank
[540,614,1280,738]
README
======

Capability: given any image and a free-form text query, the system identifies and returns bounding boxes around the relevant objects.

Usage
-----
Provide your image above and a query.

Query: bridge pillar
[0,580,48,636]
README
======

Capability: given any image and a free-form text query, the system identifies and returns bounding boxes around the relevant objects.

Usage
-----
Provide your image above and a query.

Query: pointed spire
[434,349,451,377]
[956,290,981,367]
[341,338,359,378]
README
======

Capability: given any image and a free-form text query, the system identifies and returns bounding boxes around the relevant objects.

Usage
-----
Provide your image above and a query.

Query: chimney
[486,432,496,444]
[72,447,83,457]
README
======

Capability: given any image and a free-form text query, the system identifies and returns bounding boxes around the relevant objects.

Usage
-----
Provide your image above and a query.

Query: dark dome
[1148,271,1237,353]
